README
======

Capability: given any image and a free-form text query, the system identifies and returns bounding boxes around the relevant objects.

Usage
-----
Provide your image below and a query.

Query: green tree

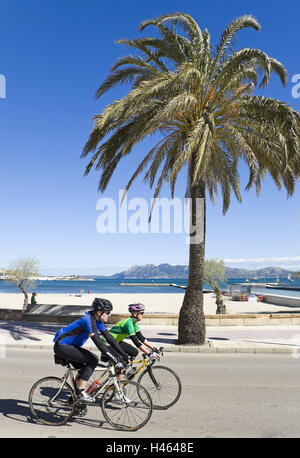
[82,13,300,344]
[204,259,226,314]
[6,256,39,312]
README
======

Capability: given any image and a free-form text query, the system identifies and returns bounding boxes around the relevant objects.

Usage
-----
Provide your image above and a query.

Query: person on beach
[30,292,37,305]
[107,303,160,360]
[53,297,130,402]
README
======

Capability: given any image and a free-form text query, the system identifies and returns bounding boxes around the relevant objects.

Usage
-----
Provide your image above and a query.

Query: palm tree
[82,13,300,345]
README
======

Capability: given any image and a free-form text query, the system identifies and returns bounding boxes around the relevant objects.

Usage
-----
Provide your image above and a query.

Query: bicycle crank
[72,400,88,417]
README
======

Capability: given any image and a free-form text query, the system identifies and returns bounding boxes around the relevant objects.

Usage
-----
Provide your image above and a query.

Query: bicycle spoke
[138,366,181,409]
[101,381,152,431]
[29,377,74,426]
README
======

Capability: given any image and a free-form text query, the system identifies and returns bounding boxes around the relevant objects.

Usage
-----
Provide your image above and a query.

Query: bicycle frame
[92,365,121,399]
[49,362,124,406]
[72,362,128,402]
[47,366,78,405]
[129,349,163,389]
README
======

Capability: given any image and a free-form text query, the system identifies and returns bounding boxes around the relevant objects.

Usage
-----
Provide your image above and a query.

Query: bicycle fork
[113,378,129,404]
[146,366,161,390]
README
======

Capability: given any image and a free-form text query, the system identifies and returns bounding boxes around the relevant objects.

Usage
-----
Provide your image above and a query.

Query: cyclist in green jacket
[107,303,160,360]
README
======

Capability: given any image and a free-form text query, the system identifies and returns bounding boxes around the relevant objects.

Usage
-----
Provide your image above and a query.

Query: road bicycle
[28,356,153,431]
[116,346,181,410]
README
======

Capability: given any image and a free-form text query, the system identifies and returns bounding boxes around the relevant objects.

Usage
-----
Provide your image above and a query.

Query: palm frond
[82,11,300,215]
[139,12,203,43]
[215,15,261,62]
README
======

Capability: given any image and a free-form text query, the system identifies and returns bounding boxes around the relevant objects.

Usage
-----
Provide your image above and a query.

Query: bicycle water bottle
[127,367,137,380]
[87,379,100,394]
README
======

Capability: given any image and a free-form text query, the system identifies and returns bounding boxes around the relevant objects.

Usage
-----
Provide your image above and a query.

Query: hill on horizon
[100,263,296,280]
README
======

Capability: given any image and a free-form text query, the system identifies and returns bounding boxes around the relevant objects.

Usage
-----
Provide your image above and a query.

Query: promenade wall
[1,308,300,326]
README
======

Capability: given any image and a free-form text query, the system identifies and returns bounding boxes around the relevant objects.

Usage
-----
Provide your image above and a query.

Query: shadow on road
[0,398,35,424]
[0,398,124,432]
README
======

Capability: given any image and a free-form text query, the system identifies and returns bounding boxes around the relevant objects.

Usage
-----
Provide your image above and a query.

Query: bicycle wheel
[101,380,152,431]
[29,376,75,426]
[138,365,181,409]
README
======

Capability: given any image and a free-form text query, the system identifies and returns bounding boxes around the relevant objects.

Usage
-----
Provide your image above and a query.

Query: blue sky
[0,0,299,275]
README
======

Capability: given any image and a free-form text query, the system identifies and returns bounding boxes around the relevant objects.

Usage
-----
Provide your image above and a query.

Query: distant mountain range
[102,263,297,280]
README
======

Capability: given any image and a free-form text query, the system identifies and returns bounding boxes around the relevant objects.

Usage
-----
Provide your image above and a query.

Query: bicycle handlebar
[142,346,164,360]
[158,346,164,355]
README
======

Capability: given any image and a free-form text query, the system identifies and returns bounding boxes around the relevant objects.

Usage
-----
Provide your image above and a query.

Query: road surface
[2,349,300,438]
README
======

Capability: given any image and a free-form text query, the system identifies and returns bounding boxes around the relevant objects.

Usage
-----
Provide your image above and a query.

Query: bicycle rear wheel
[101,380,152,431]
[28,376,75,426]
[138,365,181,409]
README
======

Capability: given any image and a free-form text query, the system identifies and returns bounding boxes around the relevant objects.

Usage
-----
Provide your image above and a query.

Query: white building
[0,269,7,279]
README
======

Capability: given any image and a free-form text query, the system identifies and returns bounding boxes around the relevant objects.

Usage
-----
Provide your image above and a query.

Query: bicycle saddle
[54,355,77,368]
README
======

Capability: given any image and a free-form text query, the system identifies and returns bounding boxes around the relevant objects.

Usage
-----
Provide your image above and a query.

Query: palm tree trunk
[178,176,206,345]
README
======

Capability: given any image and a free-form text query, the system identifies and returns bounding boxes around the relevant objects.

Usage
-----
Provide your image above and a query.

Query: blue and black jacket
[53,311,128,363]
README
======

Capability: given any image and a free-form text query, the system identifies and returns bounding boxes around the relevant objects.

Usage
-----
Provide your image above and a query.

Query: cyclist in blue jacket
[53,297,129,402]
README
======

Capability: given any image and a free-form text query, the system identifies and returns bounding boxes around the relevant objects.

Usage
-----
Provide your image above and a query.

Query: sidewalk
[2,320,300,354]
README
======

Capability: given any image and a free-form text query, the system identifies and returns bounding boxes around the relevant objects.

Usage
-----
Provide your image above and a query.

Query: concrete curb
[2,341,298,354]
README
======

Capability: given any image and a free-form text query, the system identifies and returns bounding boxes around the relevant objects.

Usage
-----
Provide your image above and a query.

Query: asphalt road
[1,349,300,439]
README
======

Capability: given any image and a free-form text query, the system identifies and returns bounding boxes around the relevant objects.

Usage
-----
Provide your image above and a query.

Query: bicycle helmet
[92,298,113,313]
[128,303,146,313]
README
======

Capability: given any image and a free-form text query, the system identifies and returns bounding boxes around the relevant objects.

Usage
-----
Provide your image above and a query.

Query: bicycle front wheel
[138,365,181,409]
[101,380,152,431]
[28,376,75,426]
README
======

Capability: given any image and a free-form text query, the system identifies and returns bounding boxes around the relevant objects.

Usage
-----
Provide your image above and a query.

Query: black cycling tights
[54,343,98,381]
[101,341,138,363]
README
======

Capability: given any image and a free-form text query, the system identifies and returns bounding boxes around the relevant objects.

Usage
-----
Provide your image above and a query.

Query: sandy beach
[1,292,300,315]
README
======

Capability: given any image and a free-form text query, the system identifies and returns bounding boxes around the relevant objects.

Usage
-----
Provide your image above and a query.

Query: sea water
[0,277,300,298]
